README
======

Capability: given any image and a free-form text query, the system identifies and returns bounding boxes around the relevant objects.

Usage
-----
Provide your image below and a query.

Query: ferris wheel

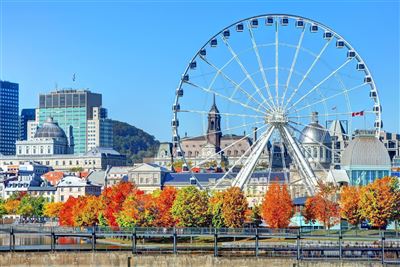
[171,14,382,195]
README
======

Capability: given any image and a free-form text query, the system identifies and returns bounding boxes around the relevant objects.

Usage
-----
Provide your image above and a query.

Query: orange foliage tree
[339,186,363,226]
[4,199,20,214]
[43,202,64,219]
[100,182,142,226]
[359,176,400,229]
[304,182,340,229]
[221,187,248,228]
[261,183,294,228]
[152,186,177,227]
[73,196,105,226]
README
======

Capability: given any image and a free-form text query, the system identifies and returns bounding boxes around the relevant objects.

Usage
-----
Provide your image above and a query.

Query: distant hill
[112,120,160,164]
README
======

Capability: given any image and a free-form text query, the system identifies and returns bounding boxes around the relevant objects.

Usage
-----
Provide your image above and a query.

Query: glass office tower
[0,81,19,155]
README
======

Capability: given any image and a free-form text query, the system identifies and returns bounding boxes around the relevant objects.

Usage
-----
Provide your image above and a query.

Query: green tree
[0,199,7,218]
[209,191,225,228]
[112,120,160,164]
[171,186,210,227]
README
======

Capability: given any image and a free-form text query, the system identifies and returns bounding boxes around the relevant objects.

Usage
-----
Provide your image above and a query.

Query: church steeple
[207,94,221,150]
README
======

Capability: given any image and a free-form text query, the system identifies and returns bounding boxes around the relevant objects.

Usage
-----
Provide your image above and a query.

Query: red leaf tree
[100,182,142,226]
[304,182,340,229]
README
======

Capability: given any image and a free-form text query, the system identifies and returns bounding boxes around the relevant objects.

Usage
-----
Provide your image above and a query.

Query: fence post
[9,226,14,252]
[127,256,131,267]
[296,229,301,261]
[51,227,55,252]
[338,231,342,260]
[255,228,259,257]
[214,228,218,257]
[92,226,96,251]
[381,231,385,264]
[132,227,137,254]
[173,227,177,255]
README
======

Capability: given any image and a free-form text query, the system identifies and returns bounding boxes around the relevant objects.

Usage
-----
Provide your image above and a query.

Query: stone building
[153,97,268,169]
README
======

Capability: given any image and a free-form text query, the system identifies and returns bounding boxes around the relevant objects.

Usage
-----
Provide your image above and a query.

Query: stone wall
[0,252,384,267]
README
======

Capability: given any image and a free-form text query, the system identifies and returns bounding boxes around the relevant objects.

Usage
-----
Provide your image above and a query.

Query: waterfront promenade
[0,225,399,264]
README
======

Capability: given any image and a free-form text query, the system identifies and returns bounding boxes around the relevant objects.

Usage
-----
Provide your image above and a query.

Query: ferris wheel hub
[266,110,288,126]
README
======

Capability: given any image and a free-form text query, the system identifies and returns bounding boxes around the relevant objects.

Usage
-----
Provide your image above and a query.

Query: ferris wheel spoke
[213,127,271,189]
[275,21,280,107]
[200,55,271,111]
[289,119,354,140]
[286,59,353,112]
[193,123,269,169]
[288,110,374,120]
[295,137,329,176]
[288,82,368,114]
[246,21,276,110]
[277,137,289,184]
[184,80,266,115]
[279,126,318,195]
[231,126,275,189]
[220,36,275,111]
[179,109,265,119]
[281,26,306,107]
[284,40,332,109]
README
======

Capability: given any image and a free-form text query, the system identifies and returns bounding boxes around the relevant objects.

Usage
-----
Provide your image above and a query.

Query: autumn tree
[4,199,20,215]
[209,191,225,228]
[221,187,248,227]
[339,186,363,226]
[152,186,177,227]
[261,183,294,228]
[116,193,156,227]
[171,186,210,227]
[302,198,317,224]
[43,202,63,219]
[359,176,400,229]
[73,196,105,226]
[59,197,79,226]
[100,182,141,226]
[305,182,340,229]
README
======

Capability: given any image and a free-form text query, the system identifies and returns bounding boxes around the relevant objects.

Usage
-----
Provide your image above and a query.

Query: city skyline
[1,0,399,141]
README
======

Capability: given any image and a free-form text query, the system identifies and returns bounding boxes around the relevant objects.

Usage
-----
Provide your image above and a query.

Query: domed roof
[341,130,391,167]
[34,117,67,139]
[299,112,331,144]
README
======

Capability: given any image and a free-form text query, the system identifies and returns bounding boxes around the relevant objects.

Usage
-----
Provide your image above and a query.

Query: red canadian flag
[352,111,364,117]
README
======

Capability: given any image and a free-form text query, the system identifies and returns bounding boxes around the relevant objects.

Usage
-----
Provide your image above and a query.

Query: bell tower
[207,94,221,151]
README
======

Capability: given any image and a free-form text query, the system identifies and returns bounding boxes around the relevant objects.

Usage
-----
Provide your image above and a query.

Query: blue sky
[1,0,399,141]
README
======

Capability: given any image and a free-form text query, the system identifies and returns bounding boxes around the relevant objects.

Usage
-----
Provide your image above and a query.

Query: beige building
[87,107,113,151]
[0,147,126,171]
[56,176,101,202]
[128,163,169,193]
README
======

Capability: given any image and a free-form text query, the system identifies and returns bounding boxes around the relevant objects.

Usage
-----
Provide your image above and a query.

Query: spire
[209,94,219,113]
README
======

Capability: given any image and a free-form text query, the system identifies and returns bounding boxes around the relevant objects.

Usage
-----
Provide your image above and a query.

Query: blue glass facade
[0,81,19,155]
[19,108,36,140]
[349,169,391,185]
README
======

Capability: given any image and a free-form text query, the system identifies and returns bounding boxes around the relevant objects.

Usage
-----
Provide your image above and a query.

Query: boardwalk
[0,225,399,264]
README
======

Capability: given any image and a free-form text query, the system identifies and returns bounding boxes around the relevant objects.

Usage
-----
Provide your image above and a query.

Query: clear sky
[1,0,399,141]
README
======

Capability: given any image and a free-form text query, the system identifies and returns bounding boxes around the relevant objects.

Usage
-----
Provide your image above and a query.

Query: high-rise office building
[0,81,19,155]
[33,89,112,155]
[20,108,36,140]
